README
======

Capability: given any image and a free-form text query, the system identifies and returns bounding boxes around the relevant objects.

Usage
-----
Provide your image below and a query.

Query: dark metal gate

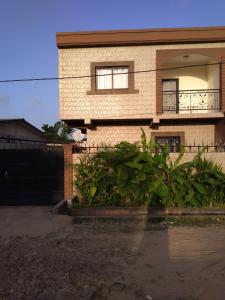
[0,145,64,205]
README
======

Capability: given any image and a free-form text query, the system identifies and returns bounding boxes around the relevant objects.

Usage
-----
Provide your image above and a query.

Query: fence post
[63,144,73,203]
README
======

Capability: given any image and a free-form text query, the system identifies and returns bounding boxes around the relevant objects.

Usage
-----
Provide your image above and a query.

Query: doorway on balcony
[162,79,179,113]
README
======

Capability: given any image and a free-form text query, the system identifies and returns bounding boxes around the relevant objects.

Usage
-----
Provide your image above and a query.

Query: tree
[42,121,74,142]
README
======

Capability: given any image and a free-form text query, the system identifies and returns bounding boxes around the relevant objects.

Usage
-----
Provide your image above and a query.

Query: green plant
[42,121,74,142]
[74,129,225,208]
[190,154,225,207]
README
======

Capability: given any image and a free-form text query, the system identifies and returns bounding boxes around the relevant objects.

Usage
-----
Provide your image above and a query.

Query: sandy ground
[0,206,71,237]
[0,207,225,300]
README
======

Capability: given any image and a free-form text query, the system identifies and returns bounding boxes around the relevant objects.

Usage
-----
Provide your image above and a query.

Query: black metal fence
[72,143,225,154]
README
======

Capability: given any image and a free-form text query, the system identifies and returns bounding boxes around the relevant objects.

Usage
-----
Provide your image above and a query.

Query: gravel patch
[1,209,225,299]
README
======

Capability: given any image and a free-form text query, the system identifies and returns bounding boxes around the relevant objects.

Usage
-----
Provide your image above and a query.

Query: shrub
[74,129,225,208]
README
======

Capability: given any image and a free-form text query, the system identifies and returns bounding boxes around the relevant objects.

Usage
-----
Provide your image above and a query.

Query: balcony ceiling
[165,54,217,67]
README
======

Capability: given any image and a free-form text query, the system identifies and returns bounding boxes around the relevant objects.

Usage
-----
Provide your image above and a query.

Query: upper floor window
[96,67,128,90]
[87,61,139,95]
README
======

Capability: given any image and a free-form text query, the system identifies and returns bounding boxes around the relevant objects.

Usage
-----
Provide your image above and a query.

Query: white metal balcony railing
[163,89,221,113]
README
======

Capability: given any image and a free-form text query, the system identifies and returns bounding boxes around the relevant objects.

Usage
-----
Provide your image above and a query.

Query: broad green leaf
[171,183,177,194]
[149,178,163,192]
[90,185,97,197]
[194,183,206,195]
[136,173,147,182]
[158,184,169,198]
[185,189,195,203]
[126,161,142,170]
[174,192,184,207]
[173,144,185,168]
[176,176,184,185]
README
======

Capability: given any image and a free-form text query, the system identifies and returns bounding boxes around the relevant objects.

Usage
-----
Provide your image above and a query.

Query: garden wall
[63,145,225,202]
[73,152,225,171]
[169,152,225,171]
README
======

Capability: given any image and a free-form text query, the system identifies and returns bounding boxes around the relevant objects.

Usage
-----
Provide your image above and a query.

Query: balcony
[163,89,221,114]
[160,53,222,117]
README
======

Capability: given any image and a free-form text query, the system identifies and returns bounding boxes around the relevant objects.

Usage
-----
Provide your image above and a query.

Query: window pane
[96,68,112,89]
[162,80,177,91]
[113,68,128,89]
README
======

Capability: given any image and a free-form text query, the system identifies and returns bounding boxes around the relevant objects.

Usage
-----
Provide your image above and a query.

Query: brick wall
[63,144,73,200]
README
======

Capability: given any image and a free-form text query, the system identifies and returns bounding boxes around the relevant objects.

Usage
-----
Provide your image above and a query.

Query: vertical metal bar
[190,93,192,113]
[176,91,179,113]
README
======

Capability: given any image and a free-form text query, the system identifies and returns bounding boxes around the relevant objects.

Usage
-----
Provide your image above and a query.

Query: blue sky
[0,0,225,129]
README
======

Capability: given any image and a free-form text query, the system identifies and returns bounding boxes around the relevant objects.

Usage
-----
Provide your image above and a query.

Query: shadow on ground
[0,212,225,299]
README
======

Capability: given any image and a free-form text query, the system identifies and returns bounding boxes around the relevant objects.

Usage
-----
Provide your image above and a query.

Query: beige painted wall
[87,125,151,145]
[208,64,220,89]
[170,152,225,171]
[73,152,225,180]
[58,42,225,121]
[163,66,208,90]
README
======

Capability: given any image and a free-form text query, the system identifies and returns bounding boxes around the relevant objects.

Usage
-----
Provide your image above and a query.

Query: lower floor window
[155,136,181,152]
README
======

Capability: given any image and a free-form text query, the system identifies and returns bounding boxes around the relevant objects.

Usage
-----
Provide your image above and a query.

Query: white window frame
[96,66,129,90]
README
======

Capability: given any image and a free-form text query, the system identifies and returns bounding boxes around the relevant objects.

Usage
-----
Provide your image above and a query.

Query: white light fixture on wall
[183,55,190,60]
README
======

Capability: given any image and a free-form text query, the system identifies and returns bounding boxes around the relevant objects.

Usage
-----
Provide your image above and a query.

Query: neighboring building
[56,26,225,148]
[0,118,47,146]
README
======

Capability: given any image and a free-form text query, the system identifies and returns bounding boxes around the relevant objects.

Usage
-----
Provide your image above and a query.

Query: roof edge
[0,118,46,138]
[56,26,225,48]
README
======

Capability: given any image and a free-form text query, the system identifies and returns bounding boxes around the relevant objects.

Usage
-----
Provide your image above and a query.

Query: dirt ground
[0,207,225,300]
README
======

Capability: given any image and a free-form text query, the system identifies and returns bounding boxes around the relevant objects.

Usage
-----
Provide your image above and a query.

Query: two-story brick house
[56,26,225,149]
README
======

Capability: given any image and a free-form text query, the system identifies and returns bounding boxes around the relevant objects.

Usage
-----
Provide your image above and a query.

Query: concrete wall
[73,152,225,171]
[170,152,225,171]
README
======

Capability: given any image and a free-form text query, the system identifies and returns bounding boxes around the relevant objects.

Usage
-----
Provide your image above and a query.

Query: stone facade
[58,42,225,119]
[58,40,225,145]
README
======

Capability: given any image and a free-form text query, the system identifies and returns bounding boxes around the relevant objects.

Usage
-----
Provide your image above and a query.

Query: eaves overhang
[62,117,154,128]
[56,26,225,48]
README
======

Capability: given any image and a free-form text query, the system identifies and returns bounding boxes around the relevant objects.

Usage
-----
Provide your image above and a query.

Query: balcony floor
[160,111,224,120]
